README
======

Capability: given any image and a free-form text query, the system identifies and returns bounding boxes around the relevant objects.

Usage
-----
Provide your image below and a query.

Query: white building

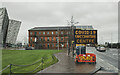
[0,8,9,47]
[6,19,21,44]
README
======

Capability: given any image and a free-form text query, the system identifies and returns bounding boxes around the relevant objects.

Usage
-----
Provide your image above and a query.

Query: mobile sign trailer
[74,29,97,64]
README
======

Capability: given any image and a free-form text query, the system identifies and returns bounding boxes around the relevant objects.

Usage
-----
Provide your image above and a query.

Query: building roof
[28,25,94,31]
[28,26,71,31]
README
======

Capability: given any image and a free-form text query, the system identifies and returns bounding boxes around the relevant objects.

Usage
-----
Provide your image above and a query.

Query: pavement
[35,51,100,74]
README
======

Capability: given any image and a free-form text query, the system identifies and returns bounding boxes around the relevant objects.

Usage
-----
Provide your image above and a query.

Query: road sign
[74,29,97,44]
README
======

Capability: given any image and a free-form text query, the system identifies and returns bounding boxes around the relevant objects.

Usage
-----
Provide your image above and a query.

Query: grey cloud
[2,2,118,44]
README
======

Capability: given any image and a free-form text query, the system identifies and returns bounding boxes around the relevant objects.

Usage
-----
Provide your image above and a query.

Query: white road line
[97,57,118,73]
[95,51,118,61]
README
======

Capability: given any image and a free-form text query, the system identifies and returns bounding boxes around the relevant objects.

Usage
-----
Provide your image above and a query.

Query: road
[86,47,119,73]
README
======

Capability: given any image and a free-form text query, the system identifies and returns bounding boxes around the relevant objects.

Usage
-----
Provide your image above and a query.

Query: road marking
[113,54,118,55]
[95,50,118,61]
[97,57,118,73]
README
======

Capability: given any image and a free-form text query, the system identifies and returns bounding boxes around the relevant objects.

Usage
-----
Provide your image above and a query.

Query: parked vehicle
[96,46,106,52]
[25,46,32,50]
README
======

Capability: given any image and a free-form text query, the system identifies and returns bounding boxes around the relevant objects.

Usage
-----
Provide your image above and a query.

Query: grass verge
[2,50,62,73]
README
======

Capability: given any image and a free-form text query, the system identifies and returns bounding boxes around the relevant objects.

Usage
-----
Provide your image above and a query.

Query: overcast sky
[1,2,118,44]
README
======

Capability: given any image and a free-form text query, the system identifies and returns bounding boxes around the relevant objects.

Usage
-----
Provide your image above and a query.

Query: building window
[61,37,63,41]
[43,32,45,35]
[61,31,63,34]
[39,37,41,41]
[56,31,58,34]
[52,32,54,35]
[56,37,58,41]
[47,37,49,41]
[30,32,32,35]
[39,32,41,34]
[52,37,54,41]
[82,26,87,29]
[34,32,37,36]
[56,44,58,47]
[47,32,49,35]
[40,44,42,47]
[52,43,54,47]
[30,37,32,41]
[30,44,32,47]
[68,32,70,34]
[48,43,49,48]
[43,44,45,47]
[43,37,45,41]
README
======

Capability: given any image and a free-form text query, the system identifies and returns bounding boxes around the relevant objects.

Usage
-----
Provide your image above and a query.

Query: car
[96,46,106,52]
[25,46,32,50]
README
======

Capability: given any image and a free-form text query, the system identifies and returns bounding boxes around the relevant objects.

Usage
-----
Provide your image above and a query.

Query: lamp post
[67,16,79,56]
[70,16,79,57]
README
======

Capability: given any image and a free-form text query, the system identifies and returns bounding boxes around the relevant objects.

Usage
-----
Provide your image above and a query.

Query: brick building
[28,26,72,49]
[28,25,93,49]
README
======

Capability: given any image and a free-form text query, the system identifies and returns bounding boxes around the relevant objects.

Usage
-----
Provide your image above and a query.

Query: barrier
[0,65,10,73]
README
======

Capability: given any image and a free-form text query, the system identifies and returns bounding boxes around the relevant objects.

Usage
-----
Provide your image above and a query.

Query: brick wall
[28,30,70,49]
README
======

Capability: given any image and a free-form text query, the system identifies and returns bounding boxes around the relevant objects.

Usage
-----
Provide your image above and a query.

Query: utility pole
[57,28,59,51]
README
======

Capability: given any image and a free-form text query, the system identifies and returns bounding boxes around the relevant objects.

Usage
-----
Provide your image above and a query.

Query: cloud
[2,2,118,43]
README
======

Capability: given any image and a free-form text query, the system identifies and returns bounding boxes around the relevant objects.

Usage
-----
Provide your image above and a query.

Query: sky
[1,1,118,44]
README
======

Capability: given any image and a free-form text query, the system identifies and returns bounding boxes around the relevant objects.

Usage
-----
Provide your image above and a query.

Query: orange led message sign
[74,30,97,44]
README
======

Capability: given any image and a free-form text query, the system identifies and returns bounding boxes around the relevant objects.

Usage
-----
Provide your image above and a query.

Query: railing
[0,55,57,75]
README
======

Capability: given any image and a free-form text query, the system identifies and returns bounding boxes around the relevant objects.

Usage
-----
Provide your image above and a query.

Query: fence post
[41,57,44,70]
[52,55,54,60]
[9,64,12,75]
